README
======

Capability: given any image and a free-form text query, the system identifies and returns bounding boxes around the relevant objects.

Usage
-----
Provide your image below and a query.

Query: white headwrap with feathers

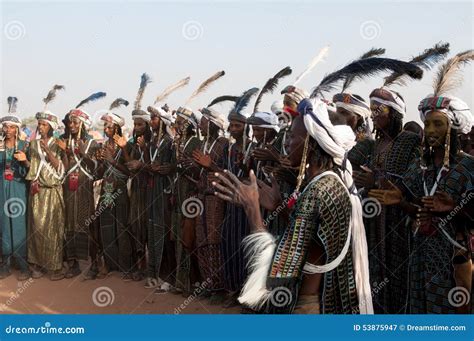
[299,98,373,314]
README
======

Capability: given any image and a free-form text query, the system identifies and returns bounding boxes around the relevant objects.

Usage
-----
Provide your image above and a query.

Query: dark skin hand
[353,165,375,190]
[255,174,282,212]
[192,149,212,169]
[56,138,67,152]
[150,163,174,175]
[212,169,265,233]
[75,139,96,171]
[267,165,298,186]
[252,145,280,162]
[368,180,403,206]
[421,191,456,213]
[40,139,61,170]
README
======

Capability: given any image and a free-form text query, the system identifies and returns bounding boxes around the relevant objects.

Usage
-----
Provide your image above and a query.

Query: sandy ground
[0,265,240,315]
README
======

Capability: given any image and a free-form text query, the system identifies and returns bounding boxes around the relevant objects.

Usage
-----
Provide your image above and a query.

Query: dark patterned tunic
[147,133,176,283]
[127,140,150,273]
[265,173,358,314]
[63,137,99,261]
[221,141,251,292]
[174,135,201,292]
[402,153,474,313]
[98,145,132,273]
[195,136,228,291]
[349,131,421,313]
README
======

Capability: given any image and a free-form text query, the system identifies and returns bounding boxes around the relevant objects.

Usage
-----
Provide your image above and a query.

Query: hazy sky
[1,0,473,127]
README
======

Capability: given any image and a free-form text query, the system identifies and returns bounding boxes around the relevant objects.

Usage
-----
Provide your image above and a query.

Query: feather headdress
[76,92,107,108]
[433,49,474,96]
[254,66,292,113]
[310,57,423,98]
[154,76,190,104]
[231,87,260,116]
[293,46,330,86]
[185,71,225,106]
[341,48,386,92]
[7,96,18,114]
[109,98,129,111]
[133,73,151,110]
[384,42,450,87]
[208,95,239,107]
[43,85,65,110]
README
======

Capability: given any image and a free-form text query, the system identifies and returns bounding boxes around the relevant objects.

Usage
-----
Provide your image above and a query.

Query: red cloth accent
[284,106,299,117]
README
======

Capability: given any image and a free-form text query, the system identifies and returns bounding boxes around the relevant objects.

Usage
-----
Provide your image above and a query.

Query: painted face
[103,122,116,138]
[370,101,390,130]
[228,120,245,139]
[252,126,265,143]
[199,116,209,137]
[175,115,187,134]
[150,116,161,131]
[133,118,147,136]
[424,111,449,147]
[68,116,82,136]
[37,120,51,138]
[2,123,18,139]
[285,114,307,167]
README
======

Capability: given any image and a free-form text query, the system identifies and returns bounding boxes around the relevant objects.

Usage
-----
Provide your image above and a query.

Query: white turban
[202,107,227,131]
[132,109,151,123]
[36,111,59,130]
[271,100,284,115]
[69,109,92,128]
[101,112,125,127]
[176,106,198,128]
[248,111,280,133]
[369,88,406,118]
[298,98,373,314]
[0,115,22,128]
[419,95,473,134]
[333,93,371,120]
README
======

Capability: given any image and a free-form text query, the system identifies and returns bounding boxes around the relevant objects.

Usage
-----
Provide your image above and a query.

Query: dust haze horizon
[1,0,473,127]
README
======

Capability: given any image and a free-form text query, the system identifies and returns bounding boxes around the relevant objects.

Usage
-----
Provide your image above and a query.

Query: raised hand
[256,174,282,211]
[213,169,259,208]
[137,136,146,150]
[56,138,67,151]
[113,134,127,148]
[13,150,27,162]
